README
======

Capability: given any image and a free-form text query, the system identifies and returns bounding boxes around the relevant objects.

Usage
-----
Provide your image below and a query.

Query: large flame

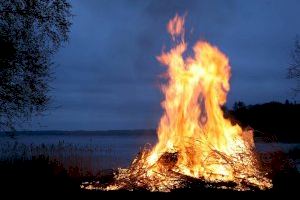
[82,14,272,192]
[146,14,267,185]
[144,14,271,190]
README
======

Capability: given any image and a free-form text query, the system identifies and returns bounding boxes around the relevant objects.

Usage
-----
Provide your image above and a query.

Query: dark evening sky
[32,0,300,130]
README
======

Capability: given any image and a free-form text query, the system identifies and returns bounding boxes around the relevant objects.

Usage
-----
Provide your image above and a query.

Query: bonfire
[82,14,272,192]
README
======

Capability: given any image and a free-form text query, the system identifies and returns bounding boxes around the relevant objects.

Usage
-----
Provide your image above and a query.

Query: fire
[167,14,185,40]
[82,14,272,192]
[149,16,253,181]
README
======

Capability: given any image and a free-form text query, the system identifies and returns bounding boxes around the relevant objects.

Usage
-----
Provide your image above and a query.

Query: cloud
[30,0,300,130]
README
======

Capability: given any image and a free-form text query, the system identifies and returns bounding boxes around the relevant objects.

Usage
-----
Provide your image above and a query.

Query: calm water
[0,131,299,173]
[0,131,157,172]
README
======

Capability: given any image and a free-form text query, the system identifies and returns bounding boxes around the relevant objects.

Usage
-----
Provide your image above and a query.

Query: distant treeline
[1,101,299,143]
[227,101,300,143]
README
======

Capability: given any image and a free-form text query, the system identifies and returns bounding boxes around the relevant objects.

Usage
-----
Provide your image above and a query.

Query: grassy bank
[0,154,299,195]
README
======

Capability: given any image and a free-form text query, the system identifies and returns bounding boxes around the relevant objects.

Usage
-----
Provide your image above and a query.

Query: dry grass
[0,140,125,176]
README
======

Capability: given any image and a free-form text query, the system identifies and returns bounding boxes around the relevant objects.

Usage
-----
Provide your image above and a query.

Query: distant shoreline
[0,129,299,144]
[0,129,157,136]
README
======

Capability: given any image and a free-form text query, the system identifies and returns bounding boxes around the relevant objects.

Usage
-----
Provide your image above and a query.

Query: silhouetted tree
[285,99,290,105]
[230,101,300,142]
[232,101,246,111]
[0,0,72,131]
[288,36,300,94]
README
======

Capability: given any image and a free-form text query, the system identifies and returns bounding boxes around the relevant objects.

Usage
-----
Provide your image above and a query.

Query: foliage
[0,0,72,131]
[230,101,300,142]
[288,36,300,94]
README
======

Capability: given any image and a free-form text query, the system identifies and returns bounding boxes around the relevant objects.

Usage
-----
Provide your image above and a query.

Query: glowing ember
[82,14,272,192]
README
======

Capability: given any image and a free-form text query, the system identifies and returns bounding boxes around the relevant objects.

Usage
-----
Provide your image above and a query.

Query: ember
[81,14,272,192]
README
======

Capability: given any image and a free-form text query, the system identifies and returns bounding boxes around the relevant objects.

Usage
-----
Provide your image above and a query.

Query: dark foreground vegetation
[0,154,298,197]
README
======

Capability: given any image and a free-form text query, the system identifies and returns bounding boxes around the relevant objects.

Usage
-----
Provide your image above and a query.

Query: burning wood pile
[81,14,273,192]
[81,148,271,192]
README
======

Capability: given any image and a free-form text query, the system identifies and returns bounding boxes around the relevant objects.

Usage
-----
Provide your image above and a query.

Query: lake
[0,131,299,173]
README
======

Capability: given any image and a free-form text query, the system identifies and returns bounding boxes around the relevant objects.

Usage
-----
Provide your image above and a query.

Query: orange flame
[167,14,185,40]
[145,14,271,189]
[84,14,272,192]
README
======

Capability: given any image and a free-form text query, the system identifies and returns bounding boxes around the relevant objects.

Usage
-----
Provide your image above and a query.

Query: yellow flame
[87,14,273,192]
[145,14,271,187]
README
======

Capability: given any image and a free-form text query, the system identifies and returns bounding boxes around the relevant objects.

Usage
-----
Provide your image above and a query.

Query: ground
[0,156,299,197]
